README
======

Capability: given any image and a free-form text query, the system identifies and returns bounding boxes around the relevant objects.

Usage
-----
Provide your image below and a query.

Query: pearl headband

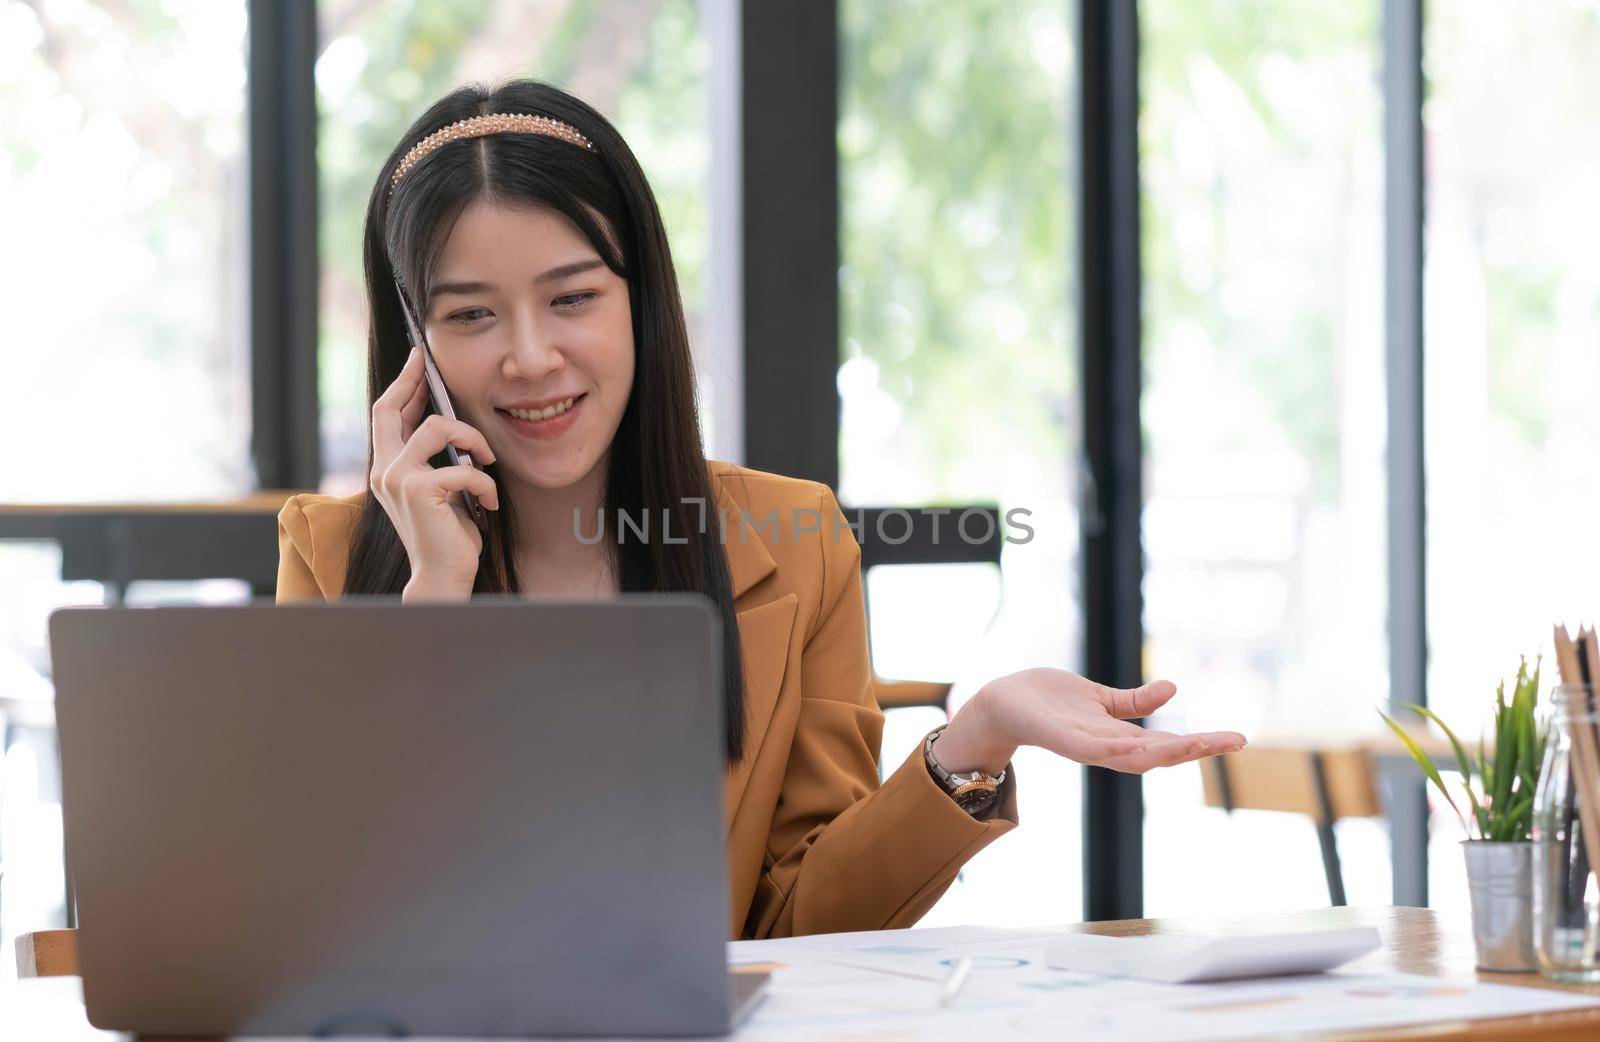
[388,112,596,195]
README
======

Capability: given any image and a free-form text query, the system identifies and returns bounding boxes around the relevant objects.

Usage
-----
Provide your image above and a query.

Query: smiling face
[422,199,634,492]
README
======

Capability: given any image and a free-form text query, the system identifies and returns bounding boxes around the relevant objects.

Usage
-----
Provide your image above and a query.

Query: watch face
[951,779,1000,814]
[954,786,1000,814]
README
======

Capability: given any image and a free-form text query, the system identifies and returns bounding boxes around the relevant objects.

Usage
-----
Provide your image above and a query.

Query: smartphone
[394,283,491,537]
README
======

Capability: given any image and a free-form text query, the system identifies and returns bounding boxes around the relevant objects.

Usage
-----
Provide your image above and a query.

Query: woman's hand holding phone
[370,347,500,601]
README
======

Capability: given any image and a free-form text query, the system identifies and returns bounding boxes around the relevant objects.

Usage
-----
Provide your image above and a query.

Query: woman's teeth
[506,397,575,421]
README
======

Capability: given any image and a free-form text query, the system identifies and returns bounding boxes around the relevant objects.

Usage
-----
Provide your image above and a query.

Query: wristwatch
[923,725,1006,818]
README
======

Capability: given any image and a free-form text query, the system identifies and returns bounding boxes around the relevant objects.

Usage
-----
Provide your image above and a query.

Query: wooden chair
[15,928,78,978]
[846,505,1005,713]
[1198,744,1382,907]
[0,492,300,602]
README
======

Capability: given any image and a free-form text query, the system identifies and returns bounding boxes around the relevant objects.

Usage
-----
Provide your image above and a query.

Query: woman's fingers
[1036,730,1150,764]
[1099,731,1247,774]
[1035,724,1246,774]
[397,364,431,438]
[403,463,501,512]
[1075,718,1140,739]
[1098,678,1178,720]
[1089,716,1176,740]
[372,348,427,461]
[395,414,497,471]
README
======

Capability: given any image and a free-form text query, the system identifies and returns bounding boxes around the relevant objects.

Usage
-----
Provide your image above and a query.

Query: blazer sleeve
[744,486,1018,939]
[276,495,326,604]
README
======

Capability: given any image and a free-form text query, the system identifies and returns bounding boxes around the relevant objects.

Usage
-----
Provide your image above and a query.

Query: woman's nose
[502,315,565,381]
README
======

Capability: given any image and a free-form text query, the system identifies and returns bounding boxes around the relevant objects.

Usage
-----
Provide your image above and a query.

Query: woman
[276,80,1245,940]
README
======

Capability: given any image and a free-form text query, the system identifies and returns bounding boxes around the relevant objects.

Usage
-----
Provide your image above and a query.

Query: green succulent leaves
[1378,657,1546,843]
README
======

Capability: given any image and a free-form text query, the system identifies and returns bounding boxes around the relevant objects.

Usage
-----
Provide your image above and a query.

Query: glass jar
[1532,684,1600,982]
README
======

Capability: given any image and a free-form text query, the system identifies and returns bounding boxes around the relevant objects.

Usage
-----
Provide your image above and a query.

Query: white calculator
[1045,926,1381,983]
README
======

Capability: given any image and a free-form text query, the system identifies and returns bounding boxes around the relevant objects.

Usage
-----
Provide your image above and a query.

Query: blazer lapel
[718,498,795,835]
[719,486,777,600]
[723,593,798,834]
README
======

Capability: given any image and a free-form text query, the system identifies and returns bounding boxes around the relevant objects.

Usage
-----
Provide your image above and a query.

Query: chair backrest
[56,513,280,590]
[1200,745,1382,823]
[4,493,303,599]
[15,929,79,978]
[844,505,1005,712]
[848,505,1005,572]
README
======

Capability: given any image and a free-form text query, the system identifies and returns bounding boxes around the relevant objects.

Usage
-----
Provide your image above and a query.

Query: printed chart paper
[727,924,1600,1042]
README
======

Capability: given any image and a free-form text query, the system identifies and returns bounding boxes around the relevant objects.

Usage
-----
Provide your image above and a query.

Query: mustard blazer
[275,460,1018,939]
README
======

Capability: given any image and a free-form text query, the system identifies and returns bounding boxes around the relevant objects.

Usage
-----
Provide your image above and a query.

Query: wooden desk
[1076,906,1600,1040]
[11,907,1600,1040]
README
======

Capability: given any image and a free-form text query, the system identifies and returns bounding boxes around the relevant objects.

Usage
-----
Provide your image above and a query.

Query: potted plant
[1379,658,1547,972]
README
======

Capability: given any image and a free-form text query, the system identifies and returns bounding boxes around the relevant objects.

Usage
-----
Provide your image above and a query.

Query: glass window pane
[1,0,251,501]
[1424,0,1600,912]
[1141,0,1388,916]
[839,0,1080,926]
[316,0,710,492]
[1,0,251,947]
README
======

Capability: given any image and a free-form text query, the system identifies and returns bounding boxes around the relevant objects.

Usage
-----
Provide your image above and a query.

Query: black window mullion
[1078,0,1145,923]
[248,0,321,491]
[739,0,839,489]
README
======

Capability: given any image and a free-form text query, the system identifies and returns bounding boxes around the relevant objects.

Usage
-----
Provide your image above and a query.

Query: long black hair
[344,80,746,761]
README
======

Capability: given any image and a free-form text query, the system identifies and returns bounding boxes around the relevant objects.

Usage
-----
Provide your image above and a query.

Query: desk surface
[0,492,304,517]
[1090,905,1600,1040]
[9,906,1600,1041]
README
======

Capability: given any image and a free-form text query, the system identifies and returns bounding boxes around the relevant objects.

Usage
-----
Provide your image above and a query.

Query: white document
[725,924,1600,1042]
[1043,926,1381,982]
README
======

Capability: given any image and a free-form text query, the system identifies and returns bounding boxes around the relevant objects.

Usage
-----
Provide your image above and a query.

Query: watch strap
[924,725,1006,817]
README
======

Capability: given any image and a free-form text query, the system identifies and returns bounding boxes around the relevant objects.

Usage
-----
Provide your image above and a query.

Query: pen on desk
[829,961,942,982]
[938,957,974,1007]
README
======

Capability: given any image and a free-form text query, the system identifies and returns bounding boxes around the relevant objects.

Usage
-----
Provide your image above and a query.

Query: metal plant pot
[1463,840,1536,972]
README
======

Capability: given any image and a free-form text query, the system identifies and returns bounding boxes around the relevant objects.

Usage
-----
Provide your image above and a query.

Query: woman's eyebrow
[431,259,604,298]
[534,258,604,284]
[432,280,493,297]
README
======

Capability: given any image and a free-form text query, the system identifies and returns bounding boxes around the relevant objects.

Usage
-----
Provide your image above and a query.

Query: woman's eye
[554,291,597,310]
[446,307,492,324]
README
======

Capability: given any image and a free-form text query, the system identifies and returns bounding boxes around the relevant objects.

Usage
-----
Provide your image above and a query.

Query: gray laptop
[50,597,768,1038]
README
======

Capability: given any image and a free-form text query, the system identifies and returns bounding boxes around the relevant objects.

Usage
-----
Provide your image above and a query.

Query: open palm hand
[933,667,1246,776]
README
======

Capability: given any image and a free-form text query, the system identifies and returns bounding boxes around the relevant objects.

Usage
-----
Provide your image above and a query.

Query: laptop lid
[50,597,731,1038]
